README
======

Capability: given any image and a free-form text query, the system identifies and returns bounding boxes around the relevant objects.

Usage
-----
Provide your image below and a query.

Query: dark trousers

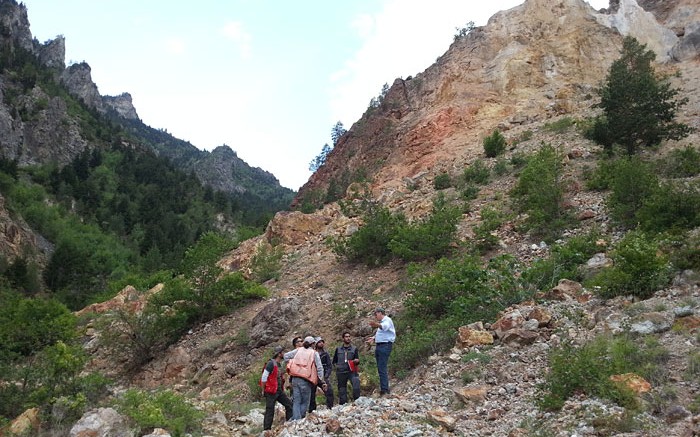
[375,342,393,394]
[309,378,334,412]
[337,371,360,404]
[263,388,292,430]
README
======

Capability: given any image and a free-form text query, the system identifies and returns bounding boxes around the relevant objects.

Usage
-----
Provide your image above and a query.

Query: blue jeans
[291,377,313,420]
[375,342,392,393]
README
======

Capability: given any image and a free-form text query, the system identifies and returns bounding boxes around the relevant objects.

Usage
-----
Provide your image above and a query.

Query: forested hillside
[0,0,287,427]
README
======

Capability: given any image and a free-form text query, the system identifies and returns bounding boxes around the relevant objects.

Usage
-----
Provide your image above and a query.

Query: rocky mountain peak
[35,35,65,70]
[0,0,32,53]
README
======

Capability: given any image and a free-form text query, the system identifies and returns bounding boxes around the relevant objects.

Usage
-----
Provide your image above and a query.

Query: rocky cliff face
[0,0,292,206]
[295,0,699,208]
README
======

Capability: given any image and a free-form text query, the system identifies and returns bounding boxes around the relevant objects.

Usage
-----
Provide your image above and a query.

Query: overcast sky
[25,0,608,190]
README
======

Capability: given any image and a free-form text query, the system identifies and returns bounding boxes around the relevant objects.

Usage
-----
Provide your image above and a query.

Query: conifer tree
[593,37,691,155]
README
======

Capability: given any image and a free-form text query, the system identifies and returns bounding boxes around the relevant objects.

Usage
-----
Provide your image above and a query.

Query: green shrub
[522,230,602,292]
[433,172,452,190]
[394,255,528,370]
[585,157,618,191]
[483,130,507,158]
[329,200,406,266]
[590,231,671,299]
[472,205,508,254]
[250,243,283,283]
[0,290,76,358]
[540,334,669,411]
[462,160,490,185]
[636,181,700,233]
[388,195,461,261]
[606,157,659,228]
[543,117,575,133]
[660,146,700,178]
[668,231,700,271]
[117,389,204,437]
[493,158,509,176]
[101,273,267,369]
[510,152,529,169]
[0,341,108,421]
[460,184,480,201]
[511,144,571,240]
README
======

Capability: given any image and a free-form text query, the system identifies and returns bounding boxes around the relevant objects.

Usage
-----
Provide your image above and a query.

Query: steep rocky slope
[0,0,293,227]
[59,0,700,436]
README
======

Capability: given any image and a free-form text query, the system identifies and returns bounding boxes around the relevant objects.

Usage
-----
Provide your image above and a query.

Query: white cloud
[221,21,252,59]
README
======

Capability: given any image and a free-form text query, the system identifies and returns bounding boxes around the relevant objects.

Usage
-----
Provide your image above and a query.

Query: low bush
[540,334,670,411]
[393,255,528,369]
[483,130,507,157]
[493,158,509,176]
[462,160,490,185]
[331,195,463,265]
[589,230,671,299]
[522,230,602,292]
[433,172,452,190]
[668,231,700,271]
[388,194,462,261]
[511,144,571,240]
[543,117,575,133]
[660,145,700,178]
[0,341,108,421]
[117,388,204,436]
[605,157,659,228]
[636,181,700,233]
[472,205,509,254]
[250,243,284,283]
[328,200,405,266]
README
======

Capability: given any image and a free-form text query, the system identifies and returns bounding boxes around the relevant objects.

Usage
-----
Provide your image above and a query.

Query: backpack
[259,360,280,394]
[287,348,318,384]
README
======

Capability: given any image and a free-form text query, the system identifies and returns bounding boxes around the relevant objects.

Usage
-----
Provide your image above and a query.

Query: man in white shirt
[367,307,396,396]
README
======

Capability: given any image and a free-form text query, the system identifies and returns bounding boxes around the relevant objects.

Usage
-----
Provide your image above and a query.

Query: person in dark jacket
[260,345,293,430]
[332,331,361,404]
[309,336,334,412]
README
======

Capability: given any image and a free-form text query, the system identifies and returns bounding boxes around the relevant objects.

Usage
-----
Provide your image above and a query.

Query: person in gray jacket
[284,336,326,419]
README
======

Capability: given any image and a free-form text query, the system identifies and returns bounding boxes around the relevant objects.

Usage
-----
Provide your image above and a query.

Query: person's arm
[322,354,332,379]
[283,349,297,361]
[332,348,338,365]
[314,352,326,385]
[261,360,275,383]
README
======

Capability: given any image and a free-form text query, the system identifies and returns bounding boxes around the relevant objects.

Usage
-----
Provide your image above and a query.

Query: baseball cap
[304,336,316,344]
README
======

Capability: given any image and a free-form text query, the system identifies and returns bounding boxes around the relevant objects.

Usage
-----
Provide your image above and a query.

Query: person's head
[315,337,325,350]
[342,331,352,345]
[272,345,284,360]
[374,307,386,321]
[303,335,316,348]
[292,336,303,348]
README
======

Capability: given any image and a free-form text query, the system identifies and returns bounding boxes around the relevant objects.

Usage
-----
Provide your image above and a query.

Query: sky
[24,0,608,190]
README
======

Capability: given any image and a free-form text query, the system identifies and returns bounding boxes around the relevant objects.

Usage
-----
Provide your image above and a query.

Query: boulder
[249,298,301,347]
[69,408,134,437]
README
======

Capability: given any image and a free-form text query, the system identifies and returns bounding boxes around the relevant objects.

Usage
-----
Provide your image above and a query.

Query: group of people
[259,307,396,431]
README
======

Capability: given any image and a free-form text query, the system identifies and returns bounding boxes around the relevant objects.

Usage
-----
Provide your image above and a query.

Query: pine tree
[593,37,692,155]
